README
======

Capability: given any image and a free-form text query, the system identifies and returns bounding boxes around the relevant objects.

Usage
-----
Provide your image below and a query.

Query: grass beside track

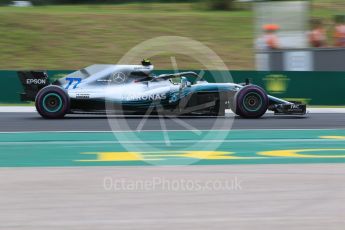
[0,2,343,70]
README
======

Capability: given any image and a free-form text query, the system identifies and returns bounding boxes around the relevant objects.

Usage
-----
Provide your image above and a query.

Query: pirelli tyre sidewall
[35,85,70,119]
[234,85,268,118]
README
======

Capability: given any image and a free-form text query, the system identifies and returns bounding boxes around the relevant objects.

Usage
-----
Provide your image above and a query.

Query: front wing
[269,103,307,115]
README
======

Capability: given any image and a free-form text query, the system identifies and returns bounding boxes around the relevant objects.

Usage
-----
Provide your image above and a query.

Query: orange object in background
[262,24,280,49]
[263,24,280,32]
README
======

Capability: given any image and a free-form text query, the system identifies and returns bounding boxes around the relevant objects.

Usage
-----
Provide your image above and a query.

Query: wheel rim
[42,93,63,113]
[242,92,263,112]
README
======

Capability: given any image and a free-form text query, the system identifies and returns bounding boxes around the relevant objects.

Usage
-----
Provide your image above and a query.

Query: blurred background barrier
[256,48,345,71]
[0,70,344,105]
[254,1,345,71]
[254,1,309,49]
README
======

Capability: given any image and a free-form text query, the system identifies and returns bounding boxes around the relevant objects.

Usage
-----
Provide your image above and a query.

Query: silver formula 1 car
[18,60,306,119]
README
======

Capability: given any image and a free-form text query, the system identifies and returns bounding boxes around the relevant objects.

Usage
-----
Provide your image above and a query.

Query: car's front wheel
[232,85,268,118]
[35,85,70,119]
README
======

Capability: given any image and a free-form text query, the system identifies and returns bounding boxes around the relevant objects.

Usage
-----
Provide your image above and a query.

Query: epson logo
[26,79,46,85]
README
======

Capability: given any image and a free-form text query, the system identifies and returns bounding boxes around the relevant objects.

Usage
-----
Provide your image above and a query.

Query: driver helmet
[141,59,152,66]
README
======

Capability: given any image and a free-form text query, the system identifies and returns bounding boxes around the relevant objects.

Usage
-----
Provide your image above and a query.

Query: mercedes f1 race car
[18,60,306,119]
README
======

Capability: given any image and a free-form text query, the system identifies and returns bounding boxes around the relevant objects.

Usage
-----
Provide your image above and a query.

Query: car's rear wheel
[232,85,268,118]
[35,85,70,119]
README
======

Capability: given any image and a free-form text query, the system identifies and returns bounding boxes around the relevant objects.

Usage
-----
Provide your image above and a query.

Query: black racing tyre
[35,85,70,119]
[232,85,268,118]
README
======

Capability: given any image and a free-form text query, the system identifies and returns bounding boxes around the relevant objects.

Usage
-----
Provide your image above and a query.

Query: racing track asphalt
[0,112,345,131]
[1,164,344,230]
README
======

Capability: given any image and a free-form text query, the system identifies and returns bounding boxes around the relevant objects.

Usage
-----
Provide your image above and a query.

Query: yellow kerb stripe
[258,149,345,158]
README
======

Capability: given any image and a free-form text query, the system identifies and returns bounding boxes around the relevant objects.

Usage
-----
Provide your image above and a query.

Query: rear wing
[18,71,50,101]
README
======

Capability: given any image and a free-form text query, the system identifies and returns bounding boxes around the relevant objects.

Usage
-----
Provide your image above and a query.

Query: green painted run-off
[1,129,345,167]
